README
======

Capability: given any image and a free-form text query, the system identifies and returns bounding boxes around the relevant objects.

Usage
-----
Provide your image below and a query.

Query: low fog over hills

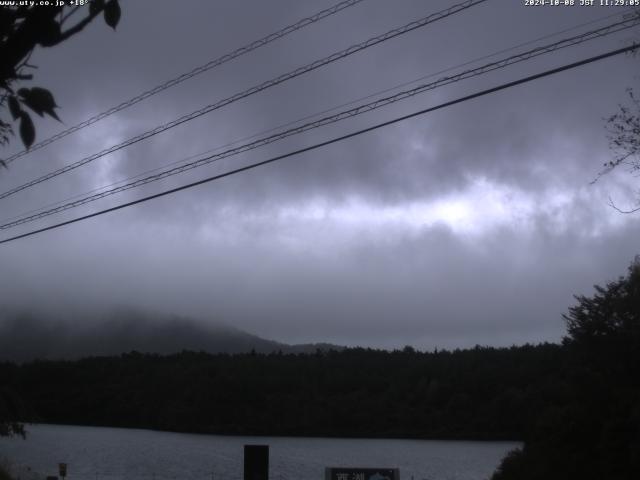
[0,307,340,362]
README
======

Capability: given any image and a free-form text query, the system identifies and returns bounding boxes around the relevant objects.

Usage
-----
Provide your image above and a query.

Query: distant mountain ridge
[0,307,342,362]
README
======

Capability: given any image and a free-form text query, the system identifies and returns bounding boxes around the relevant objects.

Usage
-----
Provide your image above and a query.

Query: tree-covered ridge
[1,343,564,440]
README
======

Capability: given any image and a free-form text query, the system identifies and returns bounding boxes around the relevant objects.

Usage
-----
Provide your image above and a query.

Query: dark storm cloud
[5,0,632,207]
[0,0,639,350]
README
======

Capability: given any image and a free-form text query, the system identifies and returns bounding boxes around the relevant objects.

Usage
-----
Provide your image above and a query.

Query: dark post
[244,444,269,480]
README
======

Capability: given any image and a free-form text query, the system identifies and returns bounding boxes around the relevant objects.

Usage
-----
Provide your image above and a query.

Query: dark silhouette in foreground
[493,258,640,480]
[1,1,121,154]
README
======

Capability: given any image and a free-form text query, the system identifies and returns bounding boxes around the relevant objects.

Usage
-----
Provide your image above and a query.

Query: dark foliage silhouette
[0,386,29,438]
[0,0,120,158]
[0,344,564,440]
[492,258,640,480]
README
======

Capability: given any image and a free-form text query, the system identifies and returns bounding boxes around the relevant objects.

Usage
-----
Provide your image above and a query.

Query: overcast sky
[0,0,639,350]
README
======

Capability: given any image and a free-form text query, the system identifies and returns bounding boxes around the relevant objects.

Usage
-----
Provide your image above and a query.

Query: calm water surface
[0,424,518,480]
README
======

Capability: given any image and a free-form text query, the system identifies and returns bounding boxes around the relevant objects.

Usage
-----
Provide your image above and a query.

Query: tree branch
[607,195,640,214]
[0,7,60,77]
[60,5,82,26]
[57,5,105,43]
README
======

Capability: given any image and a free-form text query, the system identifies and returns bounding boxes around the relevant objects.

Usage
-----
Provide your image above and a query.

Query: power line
[4,5,629,226]
[2,15,637,231]
[1,43,636,246]
[0,0,488,201]
[5,5,631,224]
[2,0,367,165]
[7,6,620,229]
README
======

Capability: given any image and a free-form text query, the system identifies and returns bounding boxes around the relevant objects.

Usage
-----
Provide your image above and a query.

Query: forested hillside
[1,344,563,440]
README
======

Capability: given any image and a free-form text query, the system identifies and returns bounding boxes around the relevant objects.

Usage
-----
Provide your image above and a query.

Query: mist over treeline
[0,307,340,362]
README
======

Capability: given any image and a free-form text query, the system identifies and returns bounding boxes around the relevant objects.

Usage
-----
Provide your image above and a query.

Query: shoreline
[19,422,524,444]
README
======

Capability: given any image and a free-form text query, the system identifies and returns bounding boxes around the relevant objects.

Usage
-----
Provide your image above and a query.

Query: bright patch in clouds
[277,178,530,236]
[272,176,631,238]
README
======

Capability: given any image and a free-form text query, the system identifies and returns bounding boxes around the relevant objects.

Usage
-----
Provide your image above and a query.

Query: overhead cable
[2,0,368,165]
[1,16,637,231]
[0,0,488,201]
[1,43,636,246]
[6,4,627,226]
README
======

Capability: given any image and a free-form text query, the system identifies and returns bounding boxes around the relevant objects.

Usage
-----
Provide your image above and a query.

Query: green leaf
[19,112,35,149]
[8,96,21,120]
[104,0,121,30]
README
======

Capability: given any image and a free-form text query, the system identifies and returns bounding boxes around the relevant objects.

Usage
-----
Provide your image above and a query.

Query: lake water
[0,424,518,480]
